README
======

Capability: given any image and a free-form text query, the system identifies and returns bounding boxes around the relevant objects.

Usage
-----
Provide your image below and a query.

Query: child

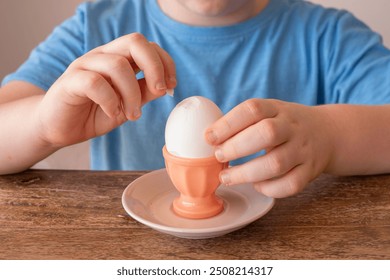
[1,0,390,198]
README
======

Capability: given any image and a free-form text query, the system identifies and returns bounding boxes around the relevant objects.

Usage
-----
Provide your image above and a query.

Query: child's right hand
[38,33,176,148]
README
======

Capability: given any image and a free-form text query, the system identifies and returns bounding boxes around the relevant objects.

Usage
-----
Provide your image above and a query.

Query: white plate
[122,169,275,239]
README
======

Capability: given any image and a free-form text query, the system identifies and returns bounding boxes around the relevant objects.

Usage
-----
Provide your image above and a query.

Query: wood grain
[1,170,390,259]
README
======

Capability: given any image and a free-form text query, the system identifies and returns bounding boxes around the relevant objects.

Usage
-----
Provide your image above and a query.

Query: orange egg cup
[162,146,227,219]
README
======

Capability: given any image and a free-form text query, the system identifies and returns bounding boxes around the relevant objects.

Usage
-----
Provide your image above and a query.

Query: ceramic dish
[122,169,275,239]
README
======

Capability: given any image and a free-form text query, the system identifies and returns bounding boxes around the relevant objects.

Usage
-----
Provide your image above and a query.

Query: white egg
[165,96,223,158]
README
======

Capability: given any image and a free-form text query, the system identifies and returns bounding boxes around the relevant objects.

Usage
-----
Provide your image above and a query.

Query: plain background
[1,0,389,170]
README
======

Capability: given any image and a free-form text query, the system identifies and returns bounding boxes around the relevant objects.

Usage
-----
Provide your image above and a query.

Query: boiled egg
[165,96,223,158]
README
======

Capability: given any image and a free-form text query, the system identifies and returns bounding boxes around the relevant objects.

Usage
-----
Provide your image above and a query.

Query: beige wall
[0,0,84,81]
[1,0,389,170]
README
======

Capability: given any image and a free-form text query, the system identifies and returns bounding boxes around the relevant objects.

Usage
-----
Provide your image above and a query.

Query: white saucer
[122,169,275,239]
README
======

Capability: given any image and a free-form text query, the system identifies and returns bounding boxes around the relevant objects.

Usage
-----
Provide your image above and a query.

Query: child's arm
[206,99,390,198]
[0,83,57,174]
[0,33,176,175]
[318,104,390,176]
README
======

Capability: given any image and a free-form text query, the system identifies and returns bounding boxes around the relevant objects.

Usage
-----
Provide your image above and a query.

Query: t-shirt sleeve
[322,10,390,105]
[1,3,87,91]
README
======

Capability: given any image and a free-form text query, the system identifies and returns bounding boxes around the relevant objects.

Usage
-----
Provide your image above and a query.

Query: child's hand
[205,99,334,198]
[38,33,176,147]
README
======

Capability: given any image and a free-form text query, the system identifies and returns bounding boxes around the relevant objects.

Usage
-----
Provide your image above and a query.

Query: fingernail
[215,148,224,162]
[205,130,217,144]
[169,76,177,85]
[220,172,231,185]
[156,81,167,91]
[133,107,142,119]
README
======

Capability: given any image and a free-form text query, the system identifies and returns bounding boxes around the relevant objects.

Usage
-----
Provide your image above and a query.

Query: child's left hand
[205,98,334,198]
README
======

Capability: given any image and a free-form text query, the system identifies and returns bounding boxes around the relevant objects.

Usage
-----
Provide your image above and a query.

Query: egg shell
[165,96,223,158]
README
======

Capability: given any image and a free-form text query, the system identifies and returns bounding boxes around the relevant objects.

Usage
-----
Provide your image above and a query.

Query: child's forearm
[0,95,58,175]
[319,104,390,176]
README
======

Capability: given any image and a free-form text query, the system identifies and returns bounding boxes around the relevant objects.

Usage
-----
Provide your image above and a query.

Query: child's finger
[253,164,311,198]
[214,117,290,162]
[70,53,141,120]
[62,70,121,119]
[137,78,167,106]
[205,98,279,146]
[218,140,303,186]
[96,33,168,96]
[149,42,177,90]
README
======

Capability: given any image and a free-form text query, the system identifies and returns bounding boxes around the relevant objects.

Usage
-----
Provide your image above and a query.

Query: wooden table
[1,169,389,260]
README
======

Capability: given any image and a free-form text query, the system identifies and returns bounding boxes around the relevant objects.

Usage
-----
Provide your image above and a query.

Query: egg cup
[162,146,227,219]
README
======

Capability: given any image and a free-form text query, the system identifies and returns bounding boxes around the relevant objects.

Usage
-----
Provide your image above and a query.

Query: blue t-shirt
[2,0,390,170]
